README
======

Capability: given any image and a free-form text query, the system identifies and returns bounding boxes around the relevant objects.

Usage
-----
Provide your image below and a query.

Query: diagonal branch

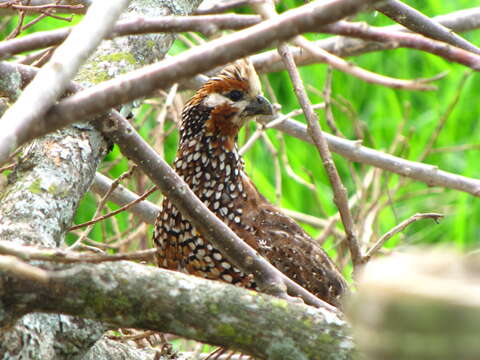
[2,61,480,200]
[293,35,438,91]
[277,43,362,269]
[92,172,160,224]
[0,14,262,57]
[268,117,480,197]
[0,0,384,166]
[0,0,130,163]
[99,110,338,310]
[376,0,480,54]
[253,7,480,74]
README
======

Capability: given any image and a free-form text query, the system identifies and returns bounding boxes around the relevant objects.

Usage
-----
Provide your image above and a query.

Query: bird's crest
[189,59,262,104]
[215,58,262,96]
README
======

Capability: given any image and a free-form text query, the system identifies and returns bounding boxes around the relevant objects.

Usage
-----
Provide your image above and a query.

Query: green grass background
[2,0,480,254]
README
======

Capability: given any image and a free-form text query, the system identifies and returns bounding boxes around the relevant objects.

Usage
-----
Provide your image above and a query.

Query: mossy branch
[2,259,355,360]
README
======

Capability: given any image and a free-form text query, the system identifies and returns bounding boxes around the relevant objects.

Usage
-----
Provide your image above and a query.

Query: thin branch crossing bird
[153,59,347,307]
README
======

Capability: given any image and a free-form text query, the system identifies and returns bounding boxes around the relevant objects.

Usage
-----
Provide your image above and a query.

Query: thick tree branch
[1,260,355,360]
[0,15,262,58]
[267,117,480,197]
[99,110,338,310]
[2,60,480,202]
[253,7,480,73]
[0,107,109,359]
[0,0,130,164]
[0,0,203,358]
[0,0,383,166]
[376,0,480,54]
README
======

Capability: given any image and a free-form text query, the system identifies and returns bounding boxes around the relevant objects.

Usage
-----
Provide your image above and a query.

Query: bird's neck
[174,128,245,196]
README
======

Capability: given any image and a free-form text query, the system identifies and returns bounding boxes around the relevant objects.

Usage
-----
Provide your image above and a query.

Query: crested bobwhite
[153,59,347,307]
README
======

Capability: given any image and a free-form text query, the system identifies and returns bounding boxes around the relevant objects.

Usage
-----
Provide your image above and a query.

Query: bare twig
[69,186,157,231]
[0,163,15,173]
[17,47,53,65]
[0,254,49,283]
[6,0,28,39]
[69,165,137,250]
[419,72,471,161]
[430,144,480,154]
[278,135,317,193]
[322,67,343,137]
[362,213,444,263]
[294,35,438,91]
[90,173,160,225]
[0,240,156,263]
[277,42,362,269]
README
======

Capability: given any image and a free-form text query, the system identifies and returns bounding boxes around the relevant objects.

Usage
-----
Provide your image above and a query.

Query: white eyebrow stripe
[203,93,231,108]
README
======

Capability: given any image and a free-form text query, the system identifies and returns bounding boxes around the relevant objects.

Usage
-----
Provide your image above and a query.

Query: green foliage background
[2,0,480,258]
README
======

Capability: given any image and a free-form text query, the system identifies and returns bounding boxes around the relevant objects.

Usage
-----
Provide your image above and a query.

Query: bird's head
[181,59,272,149]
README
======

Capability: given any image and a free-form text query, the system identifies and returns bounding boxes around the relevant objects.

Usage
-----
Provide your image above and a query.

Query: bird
[153,59,347,307]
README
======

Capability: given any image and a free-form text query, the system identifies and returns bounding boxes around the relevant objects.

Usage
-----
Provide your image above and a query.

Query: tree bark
[2,260,355,360]
[0,0,201,358]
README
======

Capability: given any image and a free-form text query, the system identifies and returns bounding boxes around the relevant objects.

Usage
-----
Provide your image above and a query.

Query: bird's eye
[225,90,244,102]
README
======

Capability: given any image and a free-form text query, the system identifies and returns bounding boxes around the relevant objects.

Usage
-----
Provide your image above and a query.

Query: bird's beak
[244,95,273,116]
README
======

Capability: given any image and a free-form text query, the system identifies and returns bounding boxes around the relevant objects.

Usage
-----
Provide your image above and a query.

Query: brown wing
[233,173,348,307]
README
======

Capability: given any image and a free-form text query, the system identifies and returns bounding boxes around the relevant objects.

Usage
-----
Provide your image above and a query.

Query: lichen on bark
[0,0,202,359]
[2,261,356,360]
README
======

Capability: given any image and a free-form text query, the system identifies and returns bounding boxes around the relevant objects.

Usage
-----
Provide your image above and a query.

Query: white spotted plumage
[154,59,347,307]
